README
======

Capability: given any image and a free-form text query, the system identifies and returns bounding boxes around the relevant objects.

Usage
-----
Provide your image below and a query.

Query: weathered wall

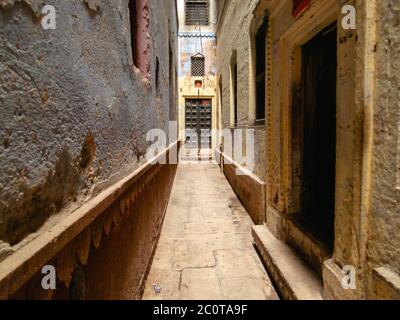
[179,35,216,78]
[366,0,400,298]
[215,0,267,181]
[0,0,178,251]
[178,34,217,147]
[218,0,400,300]
[217,0,252,126]
[9,157,178,300]
[83,164,177,300]
[250,0,370,298]
[177,0,218,149]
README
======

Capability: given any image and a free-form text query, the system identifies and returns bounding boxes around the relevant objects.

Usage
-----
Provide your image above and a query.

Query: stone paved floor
[142,163,279,300]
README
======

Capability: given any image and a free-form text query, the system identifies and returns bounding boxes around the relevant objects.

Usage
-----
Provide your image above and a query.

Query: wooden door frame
[278,0,338,216]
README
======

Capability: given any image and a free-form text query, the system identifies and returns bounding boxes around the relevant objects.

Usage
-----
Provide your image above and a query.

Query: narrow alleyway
[143,163,278,300]
[1,0,400,302]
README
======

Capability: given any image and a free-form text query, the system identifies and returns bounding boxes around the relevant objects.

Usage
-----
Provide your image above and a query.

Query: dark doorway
[255,17,267,122]
[233,62,238,125]
[185,99,212,149]
[300,23,337,251]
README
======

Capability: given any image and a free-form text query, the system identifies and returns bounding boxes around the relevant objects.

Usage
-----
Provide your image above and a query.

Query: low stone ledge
[252,225,323,300]
[371,267,400,300]
[219,151,265,225]
[0,141,179,299]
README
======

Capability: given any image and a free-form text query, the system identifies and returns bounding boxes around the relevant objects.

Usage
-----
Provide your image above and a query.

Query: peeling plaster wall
[0,0,178,249]
[179,35,216,78]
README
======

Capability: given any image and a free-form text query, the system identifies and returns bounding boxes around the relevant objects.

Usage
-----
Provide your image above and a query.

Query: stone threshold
[252,225,323,300]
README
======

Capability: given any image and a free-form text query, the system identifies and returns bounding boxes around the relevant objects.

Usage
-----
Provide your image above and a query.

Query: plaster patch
[84,0,101,12]
[0,0,44,15]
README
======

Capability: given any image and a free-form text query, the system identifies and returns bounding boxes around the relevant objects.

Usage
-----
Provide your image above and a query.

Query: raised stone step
[252,225,323,300]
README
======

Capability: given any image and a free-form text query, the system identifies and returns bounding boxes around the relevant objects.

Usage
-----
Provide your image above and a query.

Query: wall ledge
[370,267,400,300]
[217,150,265,225]
[0,141,179,299]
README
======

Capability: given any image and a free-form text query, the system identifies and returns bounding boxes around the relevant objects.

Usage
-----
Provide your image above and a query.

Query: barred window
[185,0,209,25]
[191,56,205,77]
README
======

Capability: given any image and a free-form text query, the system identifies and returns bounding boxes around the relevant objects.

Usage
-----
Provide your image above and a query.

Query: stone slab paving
[142,163,279,300]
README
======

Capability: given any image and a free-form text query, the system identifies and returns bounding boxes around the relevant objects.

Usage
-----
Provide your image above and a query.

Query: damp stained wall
[0,0,178,255]
[179,35,216,78]
[366,0,400,297]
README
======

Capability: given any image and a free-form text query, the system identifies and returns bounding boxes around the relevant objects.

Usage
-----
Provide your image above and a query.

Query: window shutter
[185,0,209,25]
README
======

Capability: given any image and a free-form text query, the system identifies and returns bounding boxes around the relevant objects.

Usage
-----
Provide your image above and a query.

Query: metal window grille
[185,0,209,25]
[191,56,205,77]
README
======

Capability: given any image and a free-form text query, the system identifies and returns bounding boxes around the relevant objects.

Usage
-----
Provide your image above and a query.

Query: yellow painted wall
[178,75,217,150]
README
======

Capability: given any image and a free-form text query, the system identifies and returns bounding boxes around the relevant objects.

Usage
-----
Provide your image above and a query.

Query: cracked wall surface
[0,0,178,249]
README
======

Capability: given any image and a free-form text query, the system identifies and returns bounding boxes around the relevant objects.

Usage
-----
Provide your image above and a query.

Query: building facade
[216,0,400,299]
[177,0,218,153]
[0,0,178,299]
